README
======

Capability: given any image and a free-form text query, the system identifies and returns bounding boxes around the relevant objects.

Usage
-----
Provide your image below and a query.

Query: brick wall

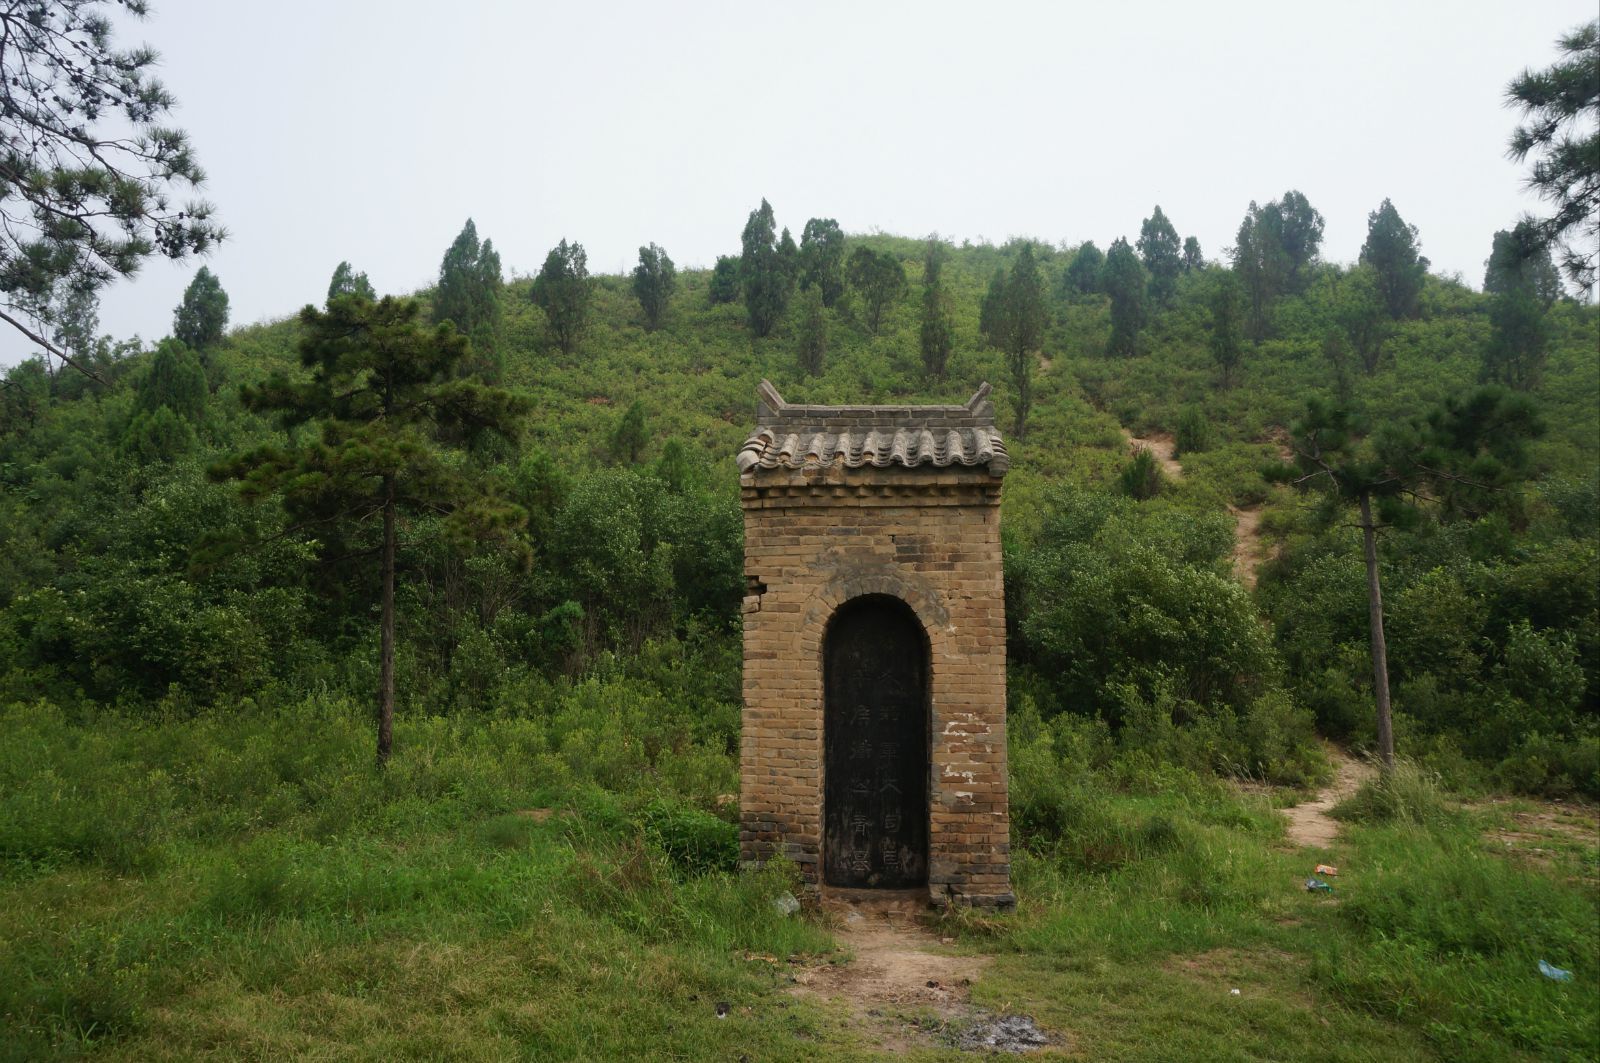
[739,462,1014,909]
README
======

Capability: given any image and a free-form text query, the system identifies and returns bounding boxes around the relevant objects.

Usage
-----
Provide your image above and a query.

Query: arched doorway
[823,595,929,888]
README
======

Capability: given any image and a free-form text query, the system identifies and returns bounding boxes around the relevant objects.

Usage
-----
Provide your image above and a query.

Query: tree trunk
[1358,490,1395,772]
[377,477,396,768]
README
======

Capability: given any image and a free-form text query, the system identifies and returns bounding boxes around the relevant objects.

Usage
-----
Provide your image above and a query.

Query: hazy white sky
[4,0,1594,366]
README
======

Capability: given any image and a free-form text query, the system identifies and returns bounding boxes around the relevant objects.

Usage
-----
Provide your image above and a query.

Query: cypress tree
[173,267,229,351]
[799,218,846,307]
[1137,206,1182,305]
[846,247,907,333]
[531,239,592,355]
[708,256,741,306]
[329,261,376,302]
[1064,241,1104,295]
[631,243,678,331]
[1104,238,1148,357]
[739,199,793,337]
[1359,199,1428,320]
[433,220,504,371]
[918,239,954,380]
[796,286,827,376]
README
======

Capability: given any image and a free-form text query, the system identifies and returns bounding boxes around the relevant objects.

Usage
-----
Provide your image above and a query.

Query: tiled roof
[737,380,1008,477]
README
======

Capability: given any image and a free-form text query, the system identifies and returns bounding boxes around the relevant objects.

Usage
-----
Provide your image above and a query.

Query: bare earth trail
[1229,504,1266,589]
[791,902,1055,1055]
[1123,429,1184,481]
[1282,746,1376,849]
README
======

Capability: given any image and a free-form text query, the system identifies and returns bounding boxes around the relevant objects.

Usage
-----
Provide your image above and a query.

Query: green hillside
[2,208,1597,1058]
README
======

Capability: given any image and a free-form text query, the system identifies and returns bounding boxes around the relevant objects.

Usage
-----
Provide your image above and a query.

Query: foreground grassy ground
[2,699,1594,1061]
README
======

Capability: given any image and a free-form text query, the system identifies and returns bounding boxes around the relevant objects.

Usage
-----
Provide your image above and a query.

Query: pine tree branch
[0,305,104,382]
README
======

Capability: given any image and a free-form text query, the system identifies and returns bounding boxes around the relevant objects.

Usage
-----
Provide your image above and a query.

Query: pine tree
[328,261,376,302]
[0,1,222,378]
[1137,206,1182,305]
[918,239,954,380]
[798,218,846,307]
[1360,199,1428,320]
[214,296,528,766]
[173,267,229,351]
[1103,237,1148,357]
[739,199,793,337]
[631,243,677,331]
[795,285,827,376]
[846,247,906,333]
[1506,19,1600,290]
[531,239,592,355]
[1275,390,1543,770]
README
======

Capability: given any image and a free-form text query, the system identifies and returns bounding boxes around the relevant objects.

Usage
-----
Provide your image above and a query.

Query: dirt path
[1282,746,1375,849]
[1123,429,1184,481]
[791,903,1052,1054]
[1229,505,1265,589]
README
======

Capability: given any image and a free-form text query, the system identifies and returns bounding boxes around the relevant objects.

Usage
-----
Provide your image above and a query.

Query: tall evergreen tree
[1482,223,1561,390]
[1277,190,1326,293]
[978,245,1046,438]
[1136,206,1182,305]
[1360,199,1428,320]
[173,267,229,351]
[215,296,528,765]
[1484,222,1564,305]
[1064,241,1104,295]
[846,247,906,333]
[1506,19,1600,291]
[433,219,504,368]
[1336,264,1393,375]
[1276,390,1543,770]
[798,218,846,307]
[1207,271,1244,386]
[918,239,954,380]
[979,268,1008,347]
[795,285,827,376]
[0,0,222,379]
[708,255,741,306]
[1103,237,1148,357]
[739,199,793,337]
[609,400,648,464]
[123,337,205,463]
[51,284,99,364]
[328,261,376,302]
[531,239,592,355]
[1231,201,1286,340]
[135,337,206,422]
[631,243,677,331]
[1182,236,1204,273]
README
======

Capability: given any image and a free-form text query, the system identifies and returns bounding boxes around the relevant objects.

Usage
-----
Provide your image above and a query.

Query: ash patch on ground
[955,1012,1051,1053]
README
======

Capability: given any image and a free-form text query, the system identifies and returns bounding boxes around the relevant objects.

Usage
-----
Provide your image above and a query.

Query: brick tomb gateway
[736,380,1014,909]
